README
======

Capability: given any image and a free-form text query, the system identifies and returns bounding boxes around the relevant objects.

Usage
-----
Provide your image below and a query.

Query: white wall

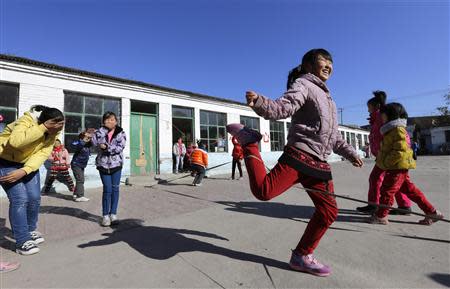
[431,126,450,153]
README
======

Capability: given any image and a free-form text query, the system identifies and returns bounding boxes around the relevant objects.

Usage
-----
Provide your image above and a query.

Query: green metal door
[130,113,157,175]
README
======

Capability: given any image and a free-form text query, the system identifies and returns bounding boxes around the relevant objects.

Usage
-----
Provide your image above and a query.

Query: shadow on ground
[218,201,368,225]
[40,206,101,223]
[78,219,290,271]
[428,273,450,287]
[0,218,15,251]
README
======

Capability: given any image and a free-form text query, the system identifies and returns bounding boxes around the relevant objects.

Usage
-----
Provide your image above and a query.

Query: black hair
[78,131,92,139]
[102,111,118,123]
[287,65,302,90]
[35,105,64,124]
[299,48,333,75]
[196,140,206,150]
[380,102,408,122]
[367,90,387,108]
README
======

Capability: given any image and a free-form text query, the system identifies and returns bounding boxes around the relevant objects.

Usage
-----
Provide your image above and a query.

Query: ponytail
[367,90,387,108]
[287,65,302,90]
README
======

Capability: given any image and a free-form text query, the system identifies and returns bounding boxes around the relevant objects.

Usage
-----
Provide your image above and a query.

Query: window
[0,82,19,128]
[200,110,227,152]
[172,106,194,145]
[131,100,157,115]
[346,131,351,144]
[445,130,450,142]
[240,116,260,131]
[364,134,368,146]
[240,116,260,149]
[356,134,362,150]
[270,121,285,151]
[340,130,345,140]
[350,133,356,148]
[64,91,121,152]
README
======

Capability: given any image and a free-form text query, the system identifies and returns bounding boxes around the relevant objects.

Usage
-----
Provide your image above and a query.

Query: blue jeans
[0,159,41,247]
[99,169,122,216]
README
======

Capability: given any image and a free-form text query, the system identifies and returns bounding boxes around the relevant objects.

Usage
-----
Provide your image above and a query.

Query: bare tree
[436,90,450,116]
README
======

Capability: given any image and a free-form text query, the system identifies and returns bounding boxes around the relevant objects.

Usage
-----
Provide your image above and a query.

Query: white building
[0,55,369,195]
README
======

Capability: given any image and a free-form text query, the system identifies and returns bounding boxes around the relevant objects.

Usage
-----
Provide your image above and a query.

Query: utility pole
[338,108,343,125]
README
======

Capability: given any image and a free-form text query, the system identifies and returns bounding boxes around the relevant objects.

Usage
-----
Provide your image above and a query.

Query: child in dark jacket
[71,131,93,202]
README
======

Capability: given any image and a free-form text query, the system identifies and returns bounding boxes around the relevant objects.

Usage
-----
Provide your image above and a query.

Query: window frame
[269,120,285,151]
[172,105,195,145]
[199,110,228,153]
[63,91,121,153]
[0,81,19,125]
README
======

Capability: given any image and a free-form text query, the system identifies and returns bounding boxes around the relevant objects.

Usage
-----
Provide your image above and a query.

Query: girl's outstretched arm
[249,80,308,120]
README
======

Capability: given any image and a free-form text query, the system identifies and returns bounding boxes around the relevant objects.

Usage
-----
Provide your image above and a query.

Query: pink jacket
[368,110,383,157]
[252,73,358,161]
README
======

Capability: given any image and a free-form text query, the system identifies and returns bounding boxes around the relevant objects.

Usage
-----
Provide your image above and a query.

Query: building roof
[407,115,450,128]
[339,124,369,132]
[0,54,247,107]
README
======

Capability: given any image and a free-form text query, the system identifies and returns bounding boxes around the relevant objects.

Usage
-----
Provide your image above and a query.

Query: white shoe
[110,214,119,225]
[16,240,40,255]
[30,231,45,244]
[74,197,90,202]
[101,215,111,227]
[195,183,202,187]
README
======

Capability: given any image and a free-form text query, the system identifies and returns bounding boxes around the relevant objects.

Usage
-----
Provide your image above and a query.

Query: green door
[130,113,157,175]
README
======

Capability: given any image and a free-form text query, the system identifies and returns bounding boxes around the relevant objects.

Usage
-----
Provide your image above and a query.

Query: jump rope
[141,87,450,223]
[146,158,450,224]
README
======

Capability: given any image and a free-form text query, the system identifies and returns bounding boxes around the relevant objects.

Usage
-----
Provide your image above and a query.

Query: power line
[338,88,449,110]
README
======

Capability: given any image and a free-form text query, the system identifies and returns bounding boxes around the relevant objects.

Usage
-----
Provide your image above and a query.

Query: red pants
[377,170,435,218]
[243,144,338,255]
[368,164,411,207]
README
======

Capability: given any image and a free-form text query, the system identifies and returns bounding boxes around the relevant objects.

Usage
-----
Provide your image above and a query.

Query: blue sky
[1,0,448,125]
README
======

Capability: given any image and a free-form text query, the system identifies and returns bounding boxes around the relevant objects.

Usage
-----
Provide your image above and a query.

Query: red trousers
[368,164,411,207]
[377,170,435,218]
[243,144,338,255]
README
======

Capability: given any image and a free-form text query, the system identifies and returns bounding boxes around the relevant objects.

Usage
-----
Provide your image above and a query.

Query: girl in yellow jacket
[370,103,443,225]
[0,105,64,255]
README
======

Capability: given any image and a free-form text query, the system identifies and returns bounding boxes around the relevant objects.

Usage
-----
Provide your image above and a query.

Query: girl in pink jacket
[43,139,75,194]
[356,91,411,215]
[227,49,363,277]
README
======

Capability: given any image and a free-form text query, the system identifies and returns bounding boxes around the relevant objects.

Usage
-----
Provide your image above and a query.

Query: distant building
[407,116,450,155]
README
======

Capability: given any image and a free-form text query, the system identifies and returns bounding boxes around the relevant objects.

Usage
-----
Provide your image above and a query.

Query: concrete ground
[0,156,449,288]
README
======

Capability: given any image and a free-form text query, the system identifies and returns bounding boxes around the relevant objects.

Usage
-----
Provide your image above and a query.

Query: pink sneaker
[226,123,262,146]
[289,251,332,277]
[0,261,20,273]
[419,210,444,225]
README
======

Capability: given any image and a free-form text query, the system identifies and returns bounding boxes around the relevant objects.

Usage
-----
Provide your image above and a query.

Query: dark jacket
[71,139,92,169]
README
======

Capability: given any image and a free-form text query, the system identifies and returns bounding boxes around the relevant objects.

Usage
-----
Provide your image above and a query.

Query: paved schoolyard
[1,156,449,288]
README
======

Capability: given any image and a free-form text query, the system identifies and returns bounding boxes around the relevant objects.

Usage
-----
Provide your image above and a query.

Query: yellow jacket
[376,120,415,170]
[0,111,57,174]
